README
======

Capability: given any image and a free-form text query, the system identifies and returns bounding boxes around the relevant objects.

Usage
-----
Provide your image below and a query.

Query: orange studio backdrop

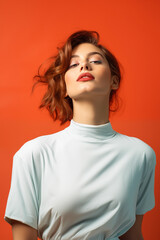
[0,0,160,239]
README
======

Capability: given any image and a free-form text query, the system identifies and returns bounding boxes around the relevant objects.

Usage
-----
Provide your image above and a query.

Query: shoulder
[115,132,156,166]
[116,131,155,153]
[13,129,65,165]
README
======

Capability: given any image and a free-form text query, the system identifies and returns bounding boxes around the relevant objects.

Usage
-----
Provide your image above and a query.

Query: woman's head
[64,42,119,108]
[33,30,122,125]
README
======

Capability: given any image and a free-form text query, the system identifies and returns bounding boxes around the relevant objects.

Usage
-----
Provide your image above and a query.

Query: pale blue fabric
[4,119,156,239]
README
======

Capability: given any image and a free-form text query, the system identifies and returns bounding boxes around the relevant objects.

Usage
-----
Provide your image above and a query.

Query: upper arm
[12,220,38,240]
[119,215,144,240]
[4,153,39,231]
[136,147,156,215]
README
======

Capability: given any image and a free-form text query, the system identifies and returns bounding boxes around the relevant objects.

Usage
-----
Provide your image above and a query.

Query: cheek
[64,71,78,89]
[99,67,111,82]
[64,74,70,89]
[64,71,73,84]
[64,72,75,92]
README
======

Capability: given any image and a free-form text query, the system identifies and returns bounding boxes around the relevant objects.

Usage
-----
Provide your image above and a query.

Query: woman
[4,30,156,240]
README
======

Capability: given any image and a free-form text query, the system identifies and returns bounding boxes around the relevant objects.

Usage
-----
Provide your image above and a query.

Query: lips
[77,72,94,81]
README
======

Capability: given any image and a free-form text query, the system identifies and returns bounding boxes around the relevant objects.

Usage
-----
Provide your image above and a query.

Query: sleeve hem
[4,215,38,230]
[136,204,155,215]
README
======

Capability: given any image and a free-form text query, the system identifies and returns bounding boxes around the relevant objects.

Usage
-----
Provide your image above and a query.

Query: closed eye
[90,60,102,64]
[68,63,79,68]
[68,60,102,69]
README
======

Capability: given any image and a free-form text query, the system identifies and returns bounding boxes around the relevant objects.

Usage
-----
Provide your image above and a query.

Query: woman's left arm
[119,215,144,240]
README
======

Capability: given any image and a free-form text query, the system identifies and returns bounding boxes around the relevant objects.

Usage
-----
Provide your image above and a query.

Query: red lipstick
[77,72,94,81]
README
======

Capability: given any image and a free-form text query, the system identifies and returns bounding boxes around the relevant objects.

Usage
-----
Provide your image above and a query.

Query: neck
[72,97,110,125]
[66,119,116,142]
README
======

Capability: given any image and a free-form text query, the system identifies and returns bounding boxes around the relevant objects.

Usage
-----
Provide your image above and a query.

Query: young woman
[4,30,156,240]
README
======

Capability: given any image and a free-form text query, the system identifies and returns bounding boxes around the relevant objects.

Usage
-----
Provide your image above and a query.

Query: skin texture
[11,43,144,239]
[64,43,119,125]
[12,220,37,240]
[119,215,144,239]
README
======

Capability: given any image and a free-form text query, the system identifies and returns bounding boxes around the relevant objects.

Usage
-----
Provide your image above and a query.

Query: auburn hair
[32,30,122,125]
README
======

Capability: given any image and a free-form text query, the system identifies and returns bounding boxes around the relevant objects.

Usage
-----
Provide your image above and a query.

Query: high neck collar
[65,119,117,142]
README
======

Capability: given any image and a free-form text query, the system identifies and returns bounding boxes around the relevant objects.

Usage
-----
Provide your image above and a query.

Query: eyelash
[69,61,102,68]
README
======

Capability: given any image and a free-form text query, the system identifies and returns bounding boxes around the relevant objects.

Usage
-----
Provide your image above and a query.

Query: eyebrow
[70,51,105,59]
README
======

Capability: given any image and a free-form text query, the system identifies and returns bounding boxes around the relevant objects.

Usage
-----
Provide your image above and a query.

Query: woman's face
[64,43,118,101]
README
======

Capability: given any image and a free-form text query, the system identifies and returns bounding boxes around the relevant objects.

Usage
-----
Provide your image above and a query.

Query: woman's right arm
[12,220,38,240]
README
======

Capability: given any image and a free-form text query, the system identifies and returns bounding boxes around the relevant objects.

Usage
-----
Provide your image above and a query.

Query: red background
[0,0,159,239]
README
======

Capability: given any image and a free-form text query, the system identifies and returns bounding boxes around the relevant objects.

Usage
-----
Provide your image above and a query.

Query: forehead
[71,43,105,58]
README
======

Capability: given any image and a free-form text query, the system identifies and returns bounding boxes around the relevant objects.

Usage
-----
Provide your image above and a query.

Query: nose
[80,61,91,71]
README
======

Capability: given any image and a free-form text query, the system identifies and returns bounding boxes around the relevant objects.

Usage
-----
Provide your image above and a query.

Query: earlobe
[64,92,69,98]
[111,75,119,90]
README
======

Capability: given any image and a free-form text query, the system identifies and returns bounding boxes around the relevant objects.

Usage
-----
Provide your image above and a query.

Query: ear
[64,91,69,98]
[111,75,119,90]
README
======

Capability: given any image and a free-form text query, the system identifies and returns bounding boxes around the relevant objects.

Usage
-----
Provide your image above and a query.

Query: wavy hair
[32,30,122,125]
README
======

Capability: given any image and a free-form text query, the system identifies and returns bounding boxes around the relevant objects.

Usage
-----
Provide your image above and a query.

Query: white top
[4,119,156,240]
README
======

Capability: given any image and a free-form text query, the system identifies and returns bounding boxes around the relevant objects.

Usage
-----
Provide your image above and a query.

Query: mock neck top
[4,120,156,240]
[66,119,117,141]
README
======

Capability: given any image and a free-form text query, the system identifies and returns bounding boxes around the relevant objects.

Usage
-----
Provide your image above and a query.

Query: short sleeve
[136,147,156,215]
[4,152,39,229]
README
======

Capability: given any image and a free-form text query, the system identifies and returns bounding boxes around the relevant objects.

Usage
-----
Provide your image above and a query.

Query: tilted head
[33,30,122,125]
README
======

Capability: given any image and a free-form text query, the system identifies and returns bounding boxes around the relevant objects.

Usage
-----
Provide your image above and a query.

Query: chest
[40,140,140,217]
